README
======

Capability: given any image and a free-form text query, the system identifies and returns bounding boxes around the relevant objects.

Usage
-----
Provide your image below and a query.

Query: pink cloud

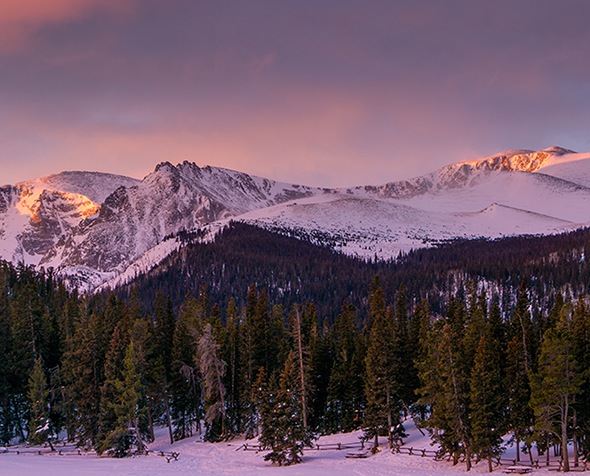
[0,0,135,53]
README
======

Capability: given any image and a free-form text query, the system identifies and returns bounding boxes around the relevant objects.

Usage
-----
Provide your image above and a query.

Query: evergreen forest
[1,222,590,469]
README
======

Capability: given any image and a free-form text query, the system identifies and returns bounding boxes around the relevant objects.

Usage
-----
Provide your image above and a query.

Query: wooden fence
[392,445,588,472]
[236,441,365,453]
[1,443,179,462]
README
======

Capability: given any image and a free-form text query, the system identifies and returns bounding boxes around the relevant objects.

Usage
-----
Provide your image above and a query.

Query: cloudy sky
[1,0,590,187]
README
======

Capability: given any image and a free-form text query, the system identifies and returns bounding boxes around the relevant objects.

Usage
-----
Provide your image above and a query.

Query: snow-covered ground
[1,422,574,476]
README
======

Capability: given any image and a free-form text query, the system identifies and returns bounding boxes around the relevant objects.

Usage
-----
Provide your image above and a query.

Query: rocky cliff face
[0,172,140,267]
[0,162,321,288]
[1,147,587,291]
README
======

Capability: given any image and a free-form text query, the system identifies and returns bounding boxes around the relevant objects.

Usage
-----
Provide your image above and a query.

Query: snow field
[1,421,575,476]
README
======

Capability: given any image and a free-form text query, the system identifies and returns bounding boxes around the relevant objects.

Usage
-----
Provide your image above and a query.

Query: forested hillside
[1,224,590,469]
[113,222,590,321]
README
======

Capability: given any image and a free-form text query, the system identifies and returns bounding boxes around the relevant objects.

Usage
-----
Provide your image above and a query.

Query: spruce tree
[572,297,590,460]
[325,302,364,433]
[364,281,403,451]
[197,323,227,441]
[98,340,147,457]
[27,358,52,448]
[170,301,201,440]
[259,351,315,466]
[469,336,504,472]
[530,325,580,472]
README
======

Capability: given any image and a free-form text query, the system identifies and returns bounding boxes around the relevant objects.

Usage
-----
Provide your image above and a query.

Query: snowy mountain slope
[2,161,323,290]
[362,146,574,200]
[211,146,587,261]
[3,146,590,291]
[0,172,140,266]
[398,170,590,222]
[48,162,321,279]
[236,192,576,260]
[536,152,590,188]
[16,171,141,205]
[94,223,225,292]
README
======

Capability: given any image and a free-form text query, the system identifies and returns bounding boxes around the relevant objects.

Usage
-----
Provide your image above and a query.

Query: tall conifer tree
[469,336,505,472]
[259,351,315,466]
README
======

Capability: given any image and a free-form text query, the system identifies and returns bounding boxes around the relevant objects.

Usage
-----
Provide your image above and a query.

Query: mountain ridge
[1,146,588,291]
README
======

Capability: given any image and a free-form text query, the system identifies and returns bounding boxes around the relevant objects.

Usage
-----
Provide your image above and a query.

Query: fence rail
[236,441,365,453]
[1,444,179,462]
[392,445,588,472]
[393,446,438,458]
[0,445,95,457]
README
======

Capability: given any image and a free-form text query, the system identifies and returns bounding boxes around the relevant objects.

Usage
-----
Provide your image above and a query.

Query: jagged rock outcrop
[1,147,588,291]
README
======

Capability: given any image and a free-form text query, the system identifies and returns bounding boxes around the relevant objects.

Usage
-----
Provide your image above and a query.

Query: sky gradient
[1,0,590,187]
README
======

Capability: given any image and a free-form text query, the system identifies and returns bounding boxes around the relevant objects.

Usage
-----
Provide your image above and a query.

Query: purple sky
[1,0,590,187]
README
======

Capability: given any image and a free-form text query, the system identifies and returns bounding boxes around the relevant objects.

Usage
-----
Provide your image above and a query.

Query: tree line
[113,222,590,322]
[1,256,589,470]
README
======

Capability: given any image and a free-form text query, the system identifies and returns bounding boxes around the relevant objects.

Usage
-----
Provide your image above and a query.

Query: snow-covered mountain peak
[141,160,320,215]
[367,146,575,200]
[0,171,142,267]
[3,146,590,291]
[38,161,325,288]
[17,171,141,205]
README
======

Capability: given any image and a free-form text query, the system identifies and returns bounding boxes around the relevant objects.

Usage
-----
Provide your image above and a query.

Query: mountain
[238,147,590,258]
[1,162,320,289]
[2,146,590,291]
[0,171,140,266]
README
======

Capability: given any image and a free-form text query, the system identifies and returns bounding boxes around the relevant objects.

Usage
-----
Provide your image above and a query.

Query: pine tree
[530,324,580,472]
[27,358,52,448]
[439,318,472,469]
[572,297,590,460]
[154,294,176,380]
[325,302,364,433]
[307,306,332,433]
[98,340,147,457]
[364,280,403,451]
[242,284,268,437]
[0,265,17,445]
[469,336,504,472]
[488,300,507,379]
[419,297,472,469]
[169,302,201,440]
[98,322,129,450]
[393,285,415,408]
[259,351,315,466]
[224,297,243,435]
[197,323,227,441]
[289,304,311,430]
[505,281,536,462]
[61,309,103,446]
[505,335,534,463]
[409,298,431,422]
[463,285,487,366]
